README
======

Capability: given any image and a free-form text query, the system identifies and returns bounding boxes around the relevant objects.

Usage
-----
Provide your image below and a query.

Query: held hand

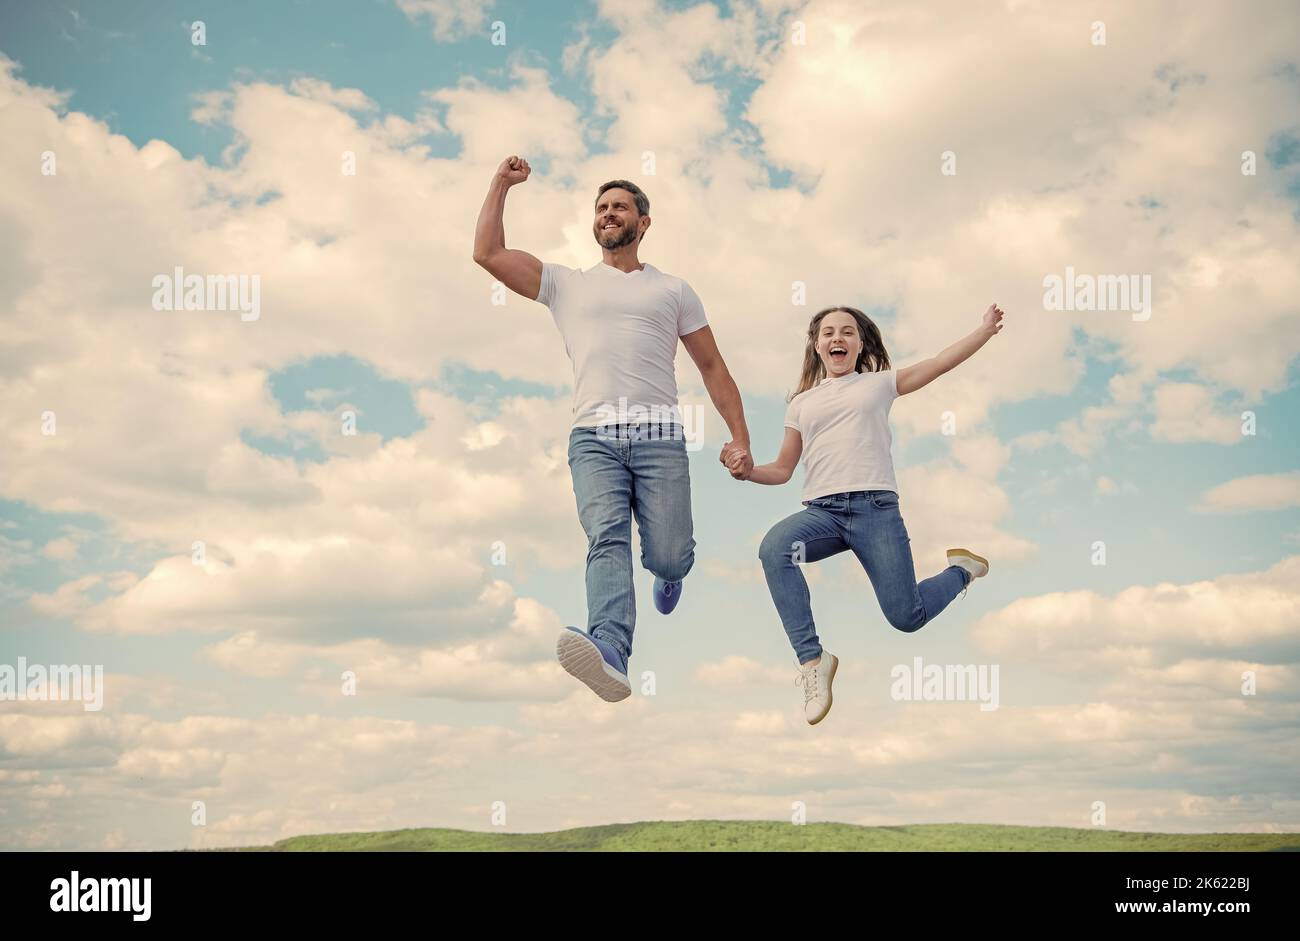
[721,444,753,480]
[728,452,754,480]
[496,155,531,187]
[719,440,746,467]
[983,302,1005,334]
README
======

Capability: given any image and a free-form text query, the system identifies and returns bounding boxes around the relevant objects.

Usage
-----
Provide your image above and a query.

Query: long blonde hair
[787,306,891,402]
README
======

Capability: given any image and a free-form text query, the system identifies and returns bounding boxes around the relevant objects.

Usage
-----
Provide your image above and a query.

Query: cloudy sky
[1,0,1298,849]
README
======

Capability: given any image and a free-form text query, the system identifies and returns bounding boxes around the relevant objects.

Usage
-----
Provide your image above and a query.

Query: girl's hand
[983,303,1005,334]
[721,444,753,480]
[728,456,753,480]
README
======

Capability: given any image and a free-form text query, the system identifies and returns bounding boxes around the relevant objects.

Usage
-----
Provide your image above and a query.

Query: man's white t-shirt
[535,261,709,429]
[783,369,900,502]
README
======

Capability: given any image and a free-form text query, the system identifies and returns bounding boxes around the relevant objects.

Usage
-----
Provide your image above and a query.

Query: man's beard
[596,221,638,250]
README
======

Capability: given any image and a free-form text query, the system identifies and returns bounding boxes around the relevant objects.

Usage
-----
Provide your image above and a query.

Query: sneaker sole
[557,631,631,702]
[947,548,989,576]
[807,653,838,725]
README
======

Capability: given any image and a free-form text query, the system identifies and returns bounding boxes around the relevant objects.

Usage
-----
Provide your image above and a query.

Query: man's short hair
[596,179,650,217]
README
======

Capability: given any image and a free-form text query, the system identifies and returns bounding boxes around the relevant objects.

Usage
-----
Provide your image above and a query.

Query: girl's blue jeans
[758,489,969,664]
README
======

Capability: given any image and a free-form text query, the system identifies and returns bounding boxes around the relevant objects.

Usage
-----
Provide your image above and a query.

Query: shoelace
[795,666,819,705]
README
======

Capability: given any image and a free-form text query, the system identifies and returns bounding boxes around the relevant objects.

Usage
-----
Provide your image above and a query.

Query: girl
[725,303,1004,724]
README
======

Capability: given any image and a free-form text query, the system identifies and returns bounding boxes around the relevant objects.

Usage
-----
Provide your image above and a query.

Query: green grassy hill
[223,820,1300,852]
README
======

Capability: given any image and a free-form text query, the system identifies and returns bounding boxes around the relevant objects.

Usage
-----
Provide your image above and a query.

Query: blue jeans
[567,421,695,669]
[758,489,970,664]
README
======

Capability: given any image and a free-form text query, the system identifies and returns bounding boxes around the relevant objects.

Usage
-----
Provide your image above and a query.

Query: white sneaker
[946,548,989,597]
[795,651,838,725]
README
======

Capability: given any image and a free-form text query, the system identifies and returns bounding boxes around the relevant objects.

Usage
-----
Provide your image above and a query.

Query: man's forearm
[701,364,749,446]
[473,177,510,261]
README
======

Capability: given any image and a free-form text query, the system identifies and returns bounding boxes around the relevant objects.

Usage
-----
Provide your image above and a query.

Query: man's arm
[896,303,1005,396]
[472,155,543,301]
[680,325,752,479]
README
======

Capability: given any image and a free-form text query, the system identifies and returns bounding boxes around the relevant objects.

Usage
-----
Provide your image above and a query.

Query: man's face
[593,188,645,250]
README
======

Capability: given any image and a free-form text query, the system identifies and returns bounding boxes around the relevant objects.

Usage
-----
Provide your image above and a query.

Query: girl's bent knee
[758,543,792,568]
[888,611,926,633]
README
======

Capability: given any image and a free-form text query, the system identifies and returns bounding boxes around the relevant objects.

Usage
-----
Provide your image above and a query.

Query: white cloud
[426,63,586,166]
[895,433,1038,565]
[40,537,78,561]
[1194,472,1300,514]
[693,654,790,686]
[1149,381,1245,444]
[971,554,1300,673]
[395,0,492,42]
[201,595,572,701]
[286,77,377,113]
[740,0,1299,437]
[730,710,788,734]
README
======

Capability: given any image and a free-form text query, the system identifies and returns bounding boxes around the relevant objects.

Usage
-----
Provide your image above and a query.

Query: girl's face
[816,310,863,378]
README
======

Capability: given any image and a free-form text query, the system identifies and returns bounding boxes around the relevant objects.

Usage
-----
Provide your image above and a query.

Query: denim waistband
[573,421,685,440]
[807,489,896,501]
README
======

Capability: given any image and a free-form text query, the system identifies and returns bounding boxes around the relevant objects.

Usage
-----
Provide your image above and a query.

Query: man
[473,155,753,702]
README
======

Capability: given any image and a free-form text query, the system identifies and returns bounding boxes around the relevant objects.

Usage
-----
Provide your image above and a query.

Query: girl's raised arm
[897,303,1004,396]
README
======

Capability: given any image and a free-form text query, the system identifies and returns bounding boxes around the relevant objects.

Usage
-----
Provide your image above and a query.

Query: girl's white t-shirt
[535,261,709,429]
[783,369,899,502]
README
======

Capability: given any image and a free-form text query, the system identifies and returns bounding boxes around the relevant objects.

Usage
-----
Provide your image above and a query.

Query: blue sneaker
[556,627,630,702]
[653,577,683,615]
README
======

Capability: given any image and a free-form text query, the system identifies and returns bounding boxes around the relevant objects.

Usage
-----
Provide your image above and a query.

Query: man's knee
[644,541,693,582]
[585,518,630,554]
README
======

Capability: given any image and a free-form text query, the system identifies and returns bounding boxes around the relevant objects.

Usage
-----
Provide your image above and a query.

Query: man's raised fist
[497,155,531,186]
